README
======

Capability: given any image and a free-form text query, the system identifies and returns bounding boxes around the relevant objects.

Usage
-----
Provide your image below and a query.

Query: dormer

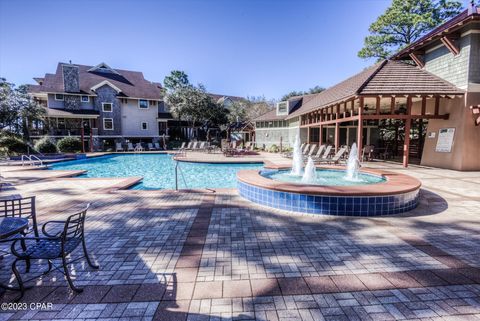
[276,96,302,116]
[88,62,120,75]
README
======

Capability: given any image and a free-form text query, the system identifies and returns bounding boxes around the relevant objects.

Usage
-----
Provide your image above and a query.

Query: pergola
[288,60,464,167]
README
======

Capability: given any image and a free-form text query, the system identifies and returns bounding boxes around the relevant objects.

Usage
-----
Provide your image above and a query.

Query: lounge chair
[176,142,186,150]
[185,142,193,150]
[134,143,144,152]
[147,143,157,151]
[127,143,135,152]
[310,145,326,160]
[303,144,317,158]
[319,147,347,165]
[154,142,162,150]
[116,143,124,152]
[302,144,311,155]
[198,142,206,151]
[313,145,332,162]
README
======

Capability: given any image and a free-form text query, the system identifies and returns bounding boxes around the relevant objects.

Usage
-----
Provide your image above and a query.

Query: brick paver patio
[1,155,480,320]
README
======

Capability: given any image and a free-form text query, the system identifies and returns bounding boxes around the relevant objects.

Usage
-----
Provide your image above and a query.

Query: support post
[403,119,411,168]
[335,105,340,152]
[319,125,323,145]
[81,127,85,153]
[403,96,412,168]
[357,97,364,153]
[376,97,381,115]
[434,96,440,115]
[307,126,311,144]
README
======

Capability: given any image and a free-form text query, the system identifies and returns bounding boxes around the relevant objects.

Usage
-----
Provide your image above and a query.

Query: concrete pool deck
[1,152,480,320]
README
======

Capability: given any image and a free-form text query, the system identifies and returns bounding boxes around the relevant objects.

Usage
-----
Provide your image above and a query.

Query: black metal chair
[0,196,39,272]
[0,196,39,237]
[9,204,99,299]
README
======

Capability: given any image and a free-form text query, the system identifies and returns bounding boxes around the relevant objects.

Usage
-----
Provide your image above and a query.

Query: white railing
[21,155,43,167]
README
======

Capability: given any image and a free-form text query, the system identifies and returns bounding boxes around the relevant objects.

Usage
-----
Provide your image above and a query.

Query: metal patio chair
[9,204,99,300]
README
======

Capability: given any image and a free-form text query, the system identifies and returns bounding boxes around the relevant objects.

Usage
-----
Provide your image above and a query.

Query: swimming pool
[49,154,263,190]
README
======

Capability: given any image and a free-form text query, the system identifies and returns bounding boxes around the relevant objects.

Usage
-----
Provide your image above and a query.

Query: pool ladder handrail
[174,160,188,191]
[21,154,43,167]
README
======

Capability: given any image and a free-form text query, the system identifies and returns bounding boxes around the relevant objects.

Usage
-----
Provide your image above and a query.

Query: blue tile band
[238,181,419,216]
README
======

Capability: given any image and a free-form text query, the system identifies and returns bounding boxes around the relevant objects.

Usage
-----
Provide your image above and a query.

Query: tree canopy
[358,0,463,60]
[280,85,325,102]
[0,78,45,139]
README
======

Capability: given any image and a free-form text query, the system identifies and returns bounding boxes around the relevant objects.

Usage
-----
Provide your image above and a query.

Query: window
[55,94,64,101]
[81,96,89,103]
[141,122,148,130]
[102,102,113,112]
[277,101,288,114]
[139,99,148,109]
[103,118,114,130]
[149,100,156,106]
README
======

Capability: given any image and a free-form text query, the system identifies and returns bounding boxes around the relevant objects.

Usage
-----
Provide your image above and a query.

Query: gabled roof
[208,93,245,104]
[392,6,480,60]
[254,95,316,121]
[29,63,162,100]
[286,60,464,119]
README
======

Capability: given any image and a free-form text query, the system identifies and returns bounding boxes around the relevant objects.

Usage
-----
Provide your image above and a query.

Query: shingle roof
[44,107,99,118]
[29,63,162,100]
[286,60,463,119]
[254,109,283,121]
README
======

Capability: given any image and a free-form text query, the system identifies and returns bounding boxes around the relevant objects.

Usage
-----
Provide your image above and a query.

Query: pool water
[262,169,386,186]
[49,154,263,190]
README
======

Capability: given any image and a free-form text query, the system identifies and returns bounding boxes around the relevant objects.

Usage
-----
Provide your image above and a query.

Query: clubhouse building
[254,5,480,171]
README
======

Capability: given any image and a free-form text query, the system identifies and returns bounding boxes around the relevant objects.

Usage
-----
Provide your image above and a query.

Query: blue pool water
[49,154,263,190]
[261,169,386,186]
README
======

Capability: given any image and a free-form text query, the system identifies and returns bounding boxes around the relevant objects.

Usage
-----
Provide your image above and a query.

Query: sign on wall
[435,128,455,153]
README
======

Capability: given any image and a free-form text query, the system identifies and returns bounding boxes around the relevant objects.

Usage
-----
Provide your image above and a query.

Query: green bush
[34,136,58,154]
[0,136,30,155]
[268,144,279,153]
[57,137,82,153]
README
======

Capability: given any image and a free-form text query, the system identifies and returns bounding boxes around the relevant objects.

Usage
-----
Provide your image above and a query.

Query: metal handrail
[174,160,187,191]
[21,155,43,167]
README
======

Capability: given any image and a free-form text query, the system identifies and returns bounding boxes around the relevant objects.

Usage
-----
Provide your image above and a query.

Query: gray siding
[424,35,471,89]
[468,33,480,87]
[47,94,94,109]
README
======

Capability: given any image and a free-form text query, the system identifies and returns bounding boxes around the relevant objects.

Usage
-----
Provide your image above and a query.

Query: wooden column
[434,96,440,115]
[390,97,395,114]
[319,125,323,145]
[403,96,412,168]
[357,97,364,152]
[307,126,311,144]
[335,105,340,152]
[376,96,381,115]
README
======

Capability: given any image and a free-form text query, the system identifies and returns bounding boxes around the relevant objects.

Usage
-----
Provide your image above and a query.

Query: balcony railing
[30,128,99,137]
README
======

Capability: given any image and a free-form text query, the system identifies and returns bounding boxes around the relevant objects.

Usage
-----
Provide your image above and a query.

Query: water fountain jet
[290,134,304,176]
[302,157,317,183]
[345,142,361,181]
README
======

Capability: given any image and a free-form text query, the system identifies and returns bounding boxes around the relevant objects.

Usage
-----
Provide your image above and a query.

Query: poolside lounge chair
[319,147,347,165]
[176,142,186,150]
[185,142,193,150]
[134,143,144,152]
[116,143,124,152]
[313,145,332,162]
[147,143,157,151]
[309,145,326,160]
[154,142,162,150]
[197,142,206,151]
[302,144,311,155]
[127,143,135,152]
[303,144,317,158]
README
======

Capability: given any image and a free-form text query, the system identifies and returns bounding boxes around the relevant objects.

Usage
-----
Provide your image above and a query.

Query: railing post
[175,161,179,191]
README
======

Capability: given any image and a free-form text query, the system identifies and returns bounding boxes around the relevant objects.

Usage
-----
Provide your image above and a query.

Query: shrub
[57,137,82,153]
[0,136,30,155]
[34,136,58,154]
[268,144,279,153]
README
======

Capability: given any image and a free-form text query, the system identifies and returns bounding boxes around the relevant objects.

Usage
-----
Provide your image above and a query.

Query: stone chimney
[62,63,80,93]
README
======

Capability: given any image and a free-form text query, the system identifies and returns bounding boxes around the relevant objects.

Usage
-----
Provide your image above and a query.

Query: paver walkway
[0,155,480,321]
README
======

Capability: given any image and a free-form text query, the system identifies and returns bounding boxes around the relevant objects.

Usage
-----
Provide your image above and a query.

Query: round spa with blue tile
[237,167,421,216]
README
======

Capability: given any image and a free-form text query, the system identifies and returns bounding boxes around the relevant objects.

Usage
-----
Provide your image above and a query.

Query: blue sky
[0,0,444,99]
